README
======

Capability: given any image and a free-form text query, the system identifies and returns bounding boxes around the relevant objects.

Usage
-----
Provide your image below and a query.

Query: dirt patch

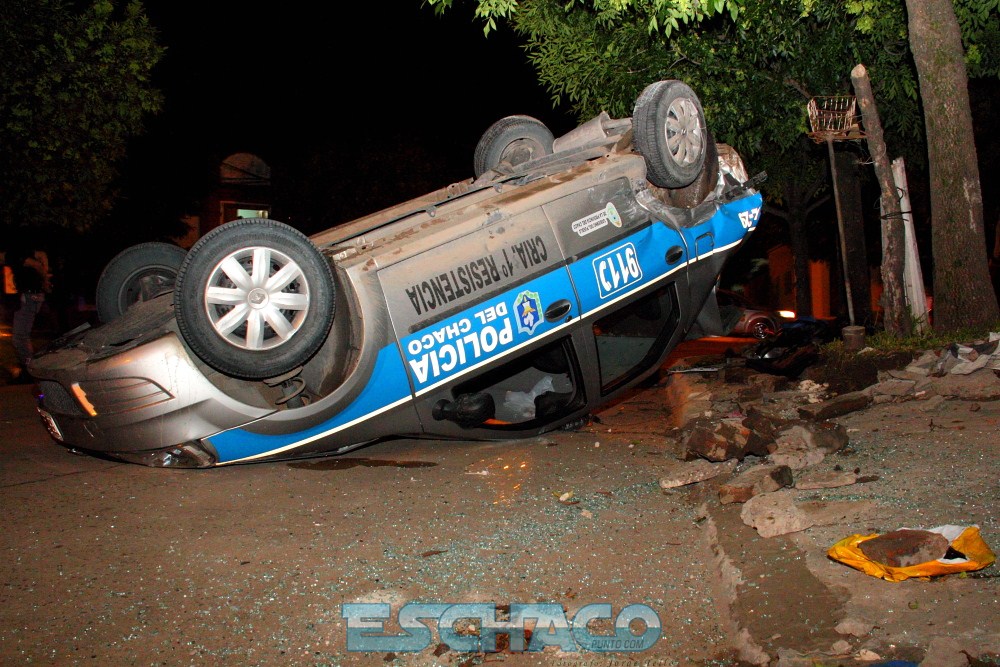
[801,346,915,394]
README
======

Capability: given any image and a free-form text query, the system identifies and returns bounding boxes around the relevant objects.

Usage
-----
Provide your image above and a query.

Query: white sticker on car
[571,202,622,237]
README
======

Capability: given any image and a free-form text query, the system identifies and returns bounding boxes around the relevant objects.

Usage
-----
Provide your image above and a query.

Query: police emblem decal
[513,290,543,336]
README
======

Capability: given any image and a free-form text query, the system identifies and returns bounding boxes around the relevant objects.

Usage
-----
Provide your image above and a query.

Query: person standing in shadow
[8,239,52,383]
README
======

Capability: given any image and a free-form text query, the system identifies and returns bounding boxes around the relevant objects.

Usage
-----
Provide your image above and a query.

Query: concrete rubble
[718,464,793,504]
[657,457,737,489]
[652,344,999,666]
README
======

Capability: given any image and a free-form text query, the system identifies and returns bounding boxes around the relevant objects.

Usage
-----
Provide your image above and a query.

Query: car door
[378,202,583,438]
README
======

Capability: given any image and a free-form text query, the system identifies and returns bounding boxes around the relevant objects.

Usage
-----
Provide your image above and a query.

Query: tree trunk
[836,151,872,327]
[851,64,911,337]
[905,0,1000,332]
[788,216,812,317]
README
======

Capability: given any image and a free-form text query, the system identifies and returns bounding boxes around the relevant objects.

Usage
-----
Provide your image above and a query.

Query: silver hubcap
[204,246,310,350]
[665,97,704,166]
[500,138,543,167]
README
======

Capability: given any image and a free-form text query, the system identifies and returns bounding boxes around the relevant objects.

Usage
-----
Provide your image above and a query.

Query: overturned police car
[29,80,763,467]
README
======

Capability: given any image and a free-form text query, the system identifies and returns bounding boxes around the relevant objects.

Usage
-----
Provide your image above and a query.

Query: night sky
[118,2,577,236]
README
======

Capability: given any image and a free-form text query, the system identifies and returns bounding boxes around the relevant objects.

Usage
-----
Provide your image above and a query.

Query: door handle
[544,299,572,322]
[665,245,684,265]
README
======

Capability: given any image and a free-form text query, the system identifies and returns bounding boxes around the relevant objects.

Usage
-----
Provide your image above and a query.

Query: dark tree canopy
[426,0,1000,333]
[0,0,163,235]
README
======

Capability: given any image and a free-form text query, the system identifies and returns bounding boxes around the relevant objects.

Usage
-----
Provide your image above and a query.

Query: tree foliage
[425,0,1000,332]
[956,0,1000,77]
[426,0,995,166]
[0,0,163,234]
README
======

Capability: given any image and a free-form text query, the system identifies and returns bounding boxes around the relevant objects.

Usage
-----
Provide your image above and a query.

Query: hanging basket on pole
[806,95,865,326]
[807,96,865,143]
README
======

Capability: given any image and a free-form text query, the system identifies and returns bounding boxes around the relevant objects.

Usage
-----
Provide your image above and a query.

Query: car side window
[441,337,585,429]
[593,284,679,393]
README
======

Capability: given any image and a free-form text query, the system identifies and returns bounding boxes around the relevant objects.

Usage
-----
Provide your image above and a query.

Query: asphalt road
[0,378,740,665]
[4,335,994,666]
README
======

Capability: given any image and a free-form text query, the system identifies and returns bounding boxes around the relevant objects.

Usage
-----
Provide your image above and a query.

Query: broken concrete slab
[917,394,948,412]
[740,492,874,538]
[866,376,919,401]
[930,370,1000,400]
[830,639,852,655]
[795,499,876,527]
[681,418,751,462]
[781,421,849,453]
[740,491,814,537]
[884,368,937,386]
[719,464,794,504]
[796,391,872,421]
[658,458,737,489]
[770,421,849,469]
[904,350,940,376]
[768,441,824,470]
[794,469,858,490]
[834,617,874,637]
[743,403,795,435]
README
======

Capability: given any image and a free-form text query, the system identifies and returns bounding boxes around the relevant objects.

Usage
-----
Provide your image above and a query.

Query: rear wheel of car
[633,80,708,189]
[473,115,555,178]
[174,219,335,380]
[96,241,188,323]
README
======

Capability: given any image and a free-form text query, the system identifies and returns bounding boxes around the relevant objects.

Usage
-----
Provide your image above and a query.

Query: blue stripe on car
[206,345,411,463]
[401,268,577,395]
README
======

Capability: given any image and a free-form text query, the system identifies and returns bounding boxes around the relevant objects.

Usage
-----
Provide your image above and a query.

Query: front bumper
[29,304,273,463]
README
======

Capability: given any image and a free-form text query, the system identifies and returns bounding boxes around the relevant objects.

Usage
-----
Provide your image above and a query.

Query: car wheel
[633,80,708,189]
[473,115,555,178]
[174,219,336,380]
[661,129,720,208]
[749,318,775,339]
[96,241,188,323]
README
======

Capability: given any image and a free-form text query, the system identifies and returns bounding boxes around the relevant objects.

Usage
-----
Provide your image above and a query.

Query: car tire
[661,129,720,208]
[633,80,708,189]
[749,318,775,339]
[473,115,555,178]
[96,241,188,323]
[174,218,336,380]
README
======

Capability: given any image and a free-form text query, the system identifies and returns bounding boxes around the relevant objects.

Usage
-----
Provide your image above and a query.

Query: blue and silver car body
[30,95,762,468]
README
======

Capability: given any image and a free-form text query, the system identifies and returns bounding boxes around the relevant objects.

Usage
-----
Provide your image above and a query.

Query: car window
[594,284,679,393]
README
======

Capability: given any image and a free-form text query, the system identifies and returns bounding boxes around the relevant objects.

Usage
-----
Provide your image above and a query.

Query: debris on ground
[907,333,1000,376]
[794,469,859,490]
[658,458,737,489]
[827,525,997,581]
[857,529,951,567]
[834,618,875,637]
[718,464,793,504]
[739,490,815,537]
